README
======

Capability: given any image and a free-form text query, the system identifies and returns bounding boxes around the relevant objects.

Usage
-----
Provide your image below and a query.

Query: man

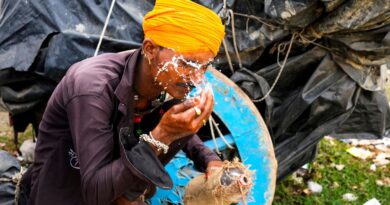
[24,0,225,204]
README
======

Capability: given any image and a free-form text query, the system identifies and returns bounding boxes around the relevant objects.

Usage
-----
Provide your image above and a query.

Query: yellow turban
[142,0,225,56]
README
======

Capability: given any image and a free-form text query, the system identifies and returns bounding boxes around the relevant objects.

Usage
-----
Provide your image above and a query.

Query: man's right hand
[151,90,214,146]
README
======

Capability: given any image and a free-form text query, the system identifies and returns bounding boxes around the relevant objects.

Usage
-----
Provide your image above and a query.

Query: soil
[0,112,12,137]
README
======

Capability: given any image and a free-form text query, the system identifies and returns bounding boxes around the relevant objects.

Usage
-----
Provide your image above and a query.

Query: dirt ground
[0,111,12,137]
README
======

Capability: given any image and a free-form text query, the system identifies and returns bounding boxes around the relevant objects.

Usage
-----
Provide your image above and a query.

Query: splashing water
[155,55,181,82]
[185,78,213,102]
[153,53,214,99]
[154,55,213,82]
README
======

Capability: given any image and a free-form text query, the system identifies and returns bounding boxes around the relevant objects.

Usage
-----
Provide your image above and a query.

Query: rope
[218,1,235,73]
[0,167,26,205]
[218,7,279,73]
[252,33,297,102]
[210,116,234,149]
[233,12,277,29]
[222,0,227,10]
[209,0,235,152]
[209,118,221,155]
[94,0,116,57]
[228,9,243,69]
[0,178,12,183]
[222,38,235,73]
[298,32,332,52]
[13,169,24,205]
[239,183,248,205]
[218,6,296,103]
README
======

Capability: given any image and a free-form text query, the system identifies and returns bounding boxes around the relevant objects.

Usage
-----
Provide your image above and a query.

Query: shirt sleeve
[182,134,221,171]
[66,95,171,205]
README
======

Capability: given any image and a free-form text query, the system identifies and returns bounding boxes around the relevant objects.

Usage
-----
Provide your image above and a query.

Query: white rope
[0,167,26,205]
[210,116,234,149]
[222,0,227,9]
[209,118,221,155]
[94,0,116,57]
[208,0,237,152]
[228,9,242,69]
[222,38,234,73]
[252,33,296,102]
[13,169,24,205]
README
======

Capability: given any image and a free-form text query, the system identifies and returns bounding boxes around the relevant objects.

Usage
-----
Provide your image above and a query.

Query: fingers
[205,161,223,180]
[169,90,205,115]
[199,90,214,117]
[169,100,195,114]
[176,90,213,122]
[161,90,214,138]
[192,91,214,129]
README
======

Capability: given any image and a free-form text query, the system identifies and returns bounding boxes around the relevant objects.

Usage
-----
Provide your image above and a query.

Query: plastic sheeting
[227,0,390,179]
[0,150,21,205]
[0,0,389,180]
[232,47,390,179]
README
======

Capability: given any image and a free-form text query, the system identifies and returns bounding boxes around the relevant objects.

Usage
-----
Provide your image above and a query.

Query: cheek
[166,67,187,82]
[187,70,206,84]
[176,68,205,80]
[155,67,181,86]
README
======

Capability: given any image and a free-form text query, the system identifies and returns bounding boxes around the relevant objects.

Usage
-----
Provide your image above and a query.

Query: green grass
[0,124,33,153]
[273,138,390,205]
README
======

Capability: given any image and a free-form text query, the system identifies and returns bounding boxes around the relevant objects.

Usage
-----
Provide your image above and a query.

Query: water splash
[153,54,214,99]
[185,77,213,101]
[154,55,213,82]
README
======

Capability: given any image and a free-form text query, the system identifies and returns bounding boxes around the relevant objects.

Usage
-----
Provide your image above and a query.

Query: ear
[142,38,160,61]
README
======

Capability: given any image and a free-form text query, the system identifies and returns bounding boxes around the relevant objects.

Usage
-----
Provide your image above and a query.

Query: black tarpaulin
[0,150,21,205]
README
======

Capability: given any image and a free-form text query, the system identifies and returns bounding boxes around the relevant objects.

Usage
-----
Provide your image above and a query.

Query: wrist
[139,132,169,154]
[151,126,171,145]
[207,160,223,169]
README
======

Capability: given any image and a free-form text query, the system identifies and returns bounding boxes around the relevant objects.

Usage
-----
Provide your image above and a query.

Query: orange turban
[142,0,225,56]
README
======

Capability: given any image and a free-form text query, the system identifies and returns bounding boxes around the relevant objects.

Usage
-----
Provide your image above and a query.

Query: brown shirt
[28,49,220,205]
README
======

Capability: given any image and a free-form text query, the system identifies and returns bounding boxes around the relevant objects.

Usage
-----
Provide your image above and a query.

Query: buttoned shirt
[28,49,220,205]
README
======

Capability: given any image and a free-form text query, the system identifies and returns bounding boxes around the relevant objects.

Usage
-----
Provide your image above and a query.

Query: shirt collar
[114,48,141,113]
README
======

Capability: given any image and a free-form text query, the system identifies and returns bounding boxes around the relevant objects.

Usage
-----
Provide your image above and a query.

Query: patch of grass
[273,138,390,205]
[0,124,34,153]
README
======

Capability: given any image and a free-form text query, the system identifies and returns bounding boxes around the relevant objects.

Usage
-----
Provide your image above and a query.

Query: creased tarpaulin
[0,150,21,205]
[0,0,390,181]
[0,0,153,123]
[228,0,390,179]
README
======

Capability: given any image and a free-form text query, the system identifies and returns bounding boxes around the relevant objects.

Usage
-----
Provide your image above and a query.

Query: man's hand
[152,90,214,145]
[205,160,223,180]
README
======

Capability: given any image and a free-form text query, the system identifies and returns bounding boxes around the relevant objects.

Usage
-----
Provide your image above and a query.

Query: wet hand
[152,90,214,145]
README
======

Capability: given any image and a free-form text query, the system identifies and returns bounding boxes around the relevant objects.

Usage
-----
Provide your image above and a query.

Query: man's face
[152,48,214,99]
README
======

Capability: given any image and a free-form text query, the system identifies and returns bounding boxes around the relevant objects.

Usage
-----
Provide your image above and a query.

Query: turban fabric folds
[142,0,225,56]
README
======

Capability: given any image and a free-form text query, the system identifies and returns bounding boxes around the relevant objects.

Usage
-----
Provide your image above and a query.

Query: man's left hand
[205,160,223,180]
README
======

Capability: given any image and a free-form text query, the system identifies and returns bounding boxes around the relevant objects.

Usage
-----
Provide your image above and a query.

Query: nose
[189,72,205,85]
